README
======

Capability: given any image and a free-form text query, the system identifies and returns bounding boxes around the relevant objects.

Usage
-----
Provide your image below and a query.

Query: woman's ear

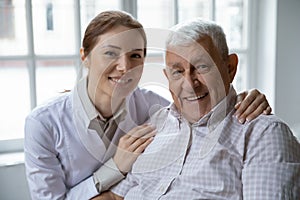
[80,48,90,68]
[80,48,85,61]
[227,53,238,83]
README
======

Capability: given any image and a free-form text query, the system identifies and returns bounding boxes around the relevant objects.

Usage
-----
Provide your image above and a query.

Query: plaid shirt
[111,87,300,200]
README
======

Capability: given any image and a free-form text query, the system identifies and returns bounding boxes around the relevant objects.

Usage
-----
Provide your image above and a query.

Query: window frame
[0,0,255,153]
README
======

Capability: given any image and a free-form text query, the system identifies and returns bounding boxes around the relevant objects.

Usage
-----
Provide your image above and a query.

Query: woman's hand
[235,89,272,123]
[113,124,156,174]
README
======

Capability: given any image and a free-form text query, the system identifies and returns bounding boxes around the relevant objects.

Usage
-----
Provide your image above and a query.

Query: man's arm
[242,120,300,199]
[90,191,123,200]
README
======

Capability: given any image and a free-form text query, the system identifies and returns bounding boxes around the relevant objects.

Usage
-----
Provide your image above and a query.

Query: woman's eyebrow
[99,45,143,53]
[100,45,122,50]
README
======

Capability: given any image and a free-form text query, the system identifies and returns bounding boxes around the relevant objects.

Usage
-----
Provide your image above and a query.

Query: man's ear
[227,53,238,83]
[163,68,169,80]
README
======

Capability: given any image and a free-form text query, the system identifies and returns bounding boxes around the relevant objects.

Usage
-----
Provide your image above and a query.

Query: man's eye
[195,65,211,74]
[171,70,184,79]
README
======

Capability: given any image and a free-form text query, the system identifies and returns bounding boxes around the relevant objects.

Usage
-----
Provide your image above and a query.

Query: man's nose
[116,55,130,72]
[182,69,200,89]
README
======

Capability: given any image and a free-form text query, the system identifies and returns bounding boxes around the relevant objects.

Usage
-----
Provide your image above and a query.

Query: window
[138,0,249,94]
[46,3,54,31]
[0,0,251,152]
[0,0,15,38]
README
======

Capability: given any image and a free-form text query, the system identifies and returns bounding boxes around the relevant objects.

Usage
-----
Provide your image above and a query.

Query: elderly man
[95,19,300,199]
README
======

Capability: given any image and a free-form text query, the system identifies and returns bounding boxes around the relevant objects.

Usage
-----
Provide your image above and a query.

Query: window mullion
[25,0,37,110]
[74,0,83,81]
[173,0,179,25]
[121,0,137,18]
[210,0,216,21]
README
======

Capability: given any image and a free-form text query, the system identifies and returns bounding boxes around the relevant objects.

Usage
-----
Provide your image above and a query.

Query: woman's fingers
[235,89,271,123]
[238,101,269,123]
[127,130,156,152]
[263,106,272,115]
[113,124,156,173]
[235,91,247,110]
[123,124,156,145]
[133,136,154,153]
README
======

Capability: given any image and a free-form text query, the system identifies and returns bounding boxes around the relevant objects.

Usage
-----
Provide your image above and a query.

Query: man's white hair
[166,18,229,60]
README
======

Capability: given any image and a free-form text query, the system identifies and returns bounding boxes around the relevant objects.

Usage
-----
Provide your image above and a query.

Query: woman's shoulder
[27,92,72,120]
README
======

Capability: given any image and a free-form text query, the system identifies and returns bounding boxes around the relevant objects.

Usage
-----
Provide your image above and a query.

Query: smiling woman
[23,10,170,200]
[80,26,146,114]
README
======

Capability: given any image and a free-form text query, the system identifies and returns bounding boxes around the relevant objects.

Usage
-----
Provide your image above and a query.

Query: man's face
[164,36,237,123]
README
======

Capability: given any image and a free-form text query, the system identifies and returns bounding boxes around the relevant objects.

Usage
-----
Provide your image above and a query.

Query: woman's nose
[116,55,129,72]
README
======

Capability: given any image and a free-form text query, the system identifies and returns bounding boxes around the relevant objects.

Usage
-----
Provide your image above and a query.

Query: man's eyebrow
[167,62,182,68]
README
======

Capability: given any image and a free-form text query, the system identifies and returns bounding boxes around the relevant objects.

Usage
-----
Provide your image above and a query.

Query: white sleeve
[93,158,125,192]
[24,116,98,200]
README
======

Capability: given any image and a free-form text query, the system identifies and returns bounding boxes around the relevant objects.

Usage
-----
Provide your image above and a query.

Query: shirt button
[159,186,164,192]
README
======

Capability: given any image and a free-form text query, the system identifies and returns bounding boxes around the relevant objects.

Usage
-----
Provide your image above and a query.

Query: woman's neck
[88,88,124,119]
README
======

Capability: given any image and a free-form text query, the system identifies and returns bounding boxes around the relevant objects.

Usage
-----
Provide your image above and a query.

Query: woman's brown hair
[82,10,147,57]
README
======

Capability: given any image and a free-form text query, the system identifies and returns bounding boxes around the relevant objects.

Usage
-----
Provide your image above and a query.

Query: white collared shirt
[111,87,300,199]
[24,76,170,200]
[78,76,126,148]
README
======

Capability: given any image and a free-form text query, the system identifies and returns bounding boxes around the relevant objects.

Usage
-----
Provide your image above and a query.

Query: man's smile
[183,92,209,101]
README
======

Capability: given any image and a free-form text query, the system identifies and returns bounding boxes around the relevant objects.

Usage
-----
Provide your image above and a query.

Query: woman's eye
[131,53,142,58]
[104,51,118,57]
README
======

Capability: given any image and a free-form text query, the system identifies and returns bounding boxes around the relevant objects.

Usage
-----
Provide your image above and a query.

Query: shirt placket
[157,122,191,199]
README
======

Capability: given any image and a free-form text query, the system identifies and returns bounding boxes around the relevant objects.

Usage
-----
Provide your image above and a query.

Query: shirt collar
[76,76,127,127]
[169,85,237,131]
[202,85,236,132]
[77,76,98,121]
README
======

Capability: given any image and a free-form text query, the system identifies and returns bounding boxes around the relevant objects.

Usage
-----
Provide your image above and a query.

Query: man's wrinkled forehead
[166,39,215,64]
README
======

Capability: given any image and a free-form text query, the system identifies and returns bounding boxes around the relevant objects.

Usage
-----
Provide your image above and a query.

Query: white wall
[254,0,300,131]
[251,0,277,109]
[0,163,31,200]
[275,0,300,129]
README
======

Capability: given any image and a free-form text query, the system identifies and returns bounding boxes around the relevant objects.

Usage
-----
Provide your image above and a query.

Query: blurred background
[0,0,299,199]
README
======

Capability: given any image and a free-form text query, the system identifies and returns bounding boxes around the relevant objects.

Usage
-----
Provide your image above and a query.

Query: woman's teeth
[110,78,132,84]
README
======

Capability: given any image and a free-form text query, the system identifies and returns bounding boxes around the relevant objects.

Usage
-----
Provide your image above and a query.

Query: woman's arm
[235,89,271,123]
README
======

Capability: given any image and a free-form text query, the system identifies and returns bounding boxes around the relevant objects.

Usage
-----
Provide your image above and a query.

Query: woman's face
[83,25,145,103]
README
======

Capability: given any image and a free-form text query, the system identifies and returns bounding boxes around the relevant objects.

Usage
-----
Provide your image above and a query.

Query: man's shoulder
[242,114,300,163]
[243,114,299,150]
[246,114,289,133]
